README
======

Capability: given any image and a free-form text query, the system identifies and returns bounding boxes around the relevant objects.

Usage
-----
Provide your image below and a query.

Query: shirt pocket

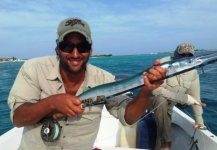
[166,77,179,87]
[166,77,180,92]
[66,105,103,125]
[81,105,103,120]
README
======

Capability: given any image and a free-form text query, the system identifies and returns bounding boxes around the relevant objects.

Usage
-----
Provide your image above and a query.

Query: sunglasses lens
[58,41,91,53]
[58,42,71,52]
[181,53,193,57]
[76,43,91,53]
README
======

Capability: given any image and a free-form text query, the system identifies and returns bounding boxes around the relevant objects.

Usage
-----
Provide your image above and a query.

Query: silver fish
[79,52,217,107]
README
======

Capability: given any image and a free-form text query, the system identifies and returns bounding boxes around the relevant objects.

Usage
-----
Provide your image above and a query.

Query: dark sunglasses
[57,40,91,53]
[181,53,193,57]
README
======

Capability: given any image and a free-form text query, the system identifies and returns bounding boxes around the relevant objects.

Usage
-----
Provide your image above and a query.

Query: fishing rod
[51,52,217,120]
[52,52,217,118]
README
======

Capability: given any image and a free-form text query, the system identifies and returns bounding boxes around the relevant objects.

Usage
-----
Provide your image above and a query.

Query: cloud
[1,0,217,58]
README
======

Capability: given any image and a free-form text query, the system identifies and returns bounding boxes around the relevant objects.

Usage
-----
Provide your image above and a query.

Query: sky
[1,0,217,59]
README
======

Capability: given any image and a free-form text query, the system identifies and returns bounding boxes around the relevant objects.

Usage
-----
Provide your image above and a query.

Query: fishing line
[198,67,217,76]
[183,109,210,131]
[131,98,168,127]
[203,106,217,114]
[201,106,217,132]
[198,67,217,131]
[188,129,197,147]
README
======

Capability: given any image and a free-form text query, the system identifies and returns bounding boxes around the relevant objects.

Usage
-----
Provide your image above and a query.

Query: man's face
[56,32,92,74]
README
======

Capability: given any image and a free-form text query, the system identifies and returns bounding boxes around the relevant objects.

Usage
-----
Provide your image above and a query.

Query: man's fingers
[153,66,166,78]
[144,76,153,89]
[146,67,166,81]
[153,59,161,66]
[53,113,64,119]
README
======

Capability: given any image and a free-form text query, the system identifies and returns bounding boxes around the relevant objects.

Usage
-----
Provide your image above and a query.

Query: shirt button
[63,136,66,138]
[61,147,64,149]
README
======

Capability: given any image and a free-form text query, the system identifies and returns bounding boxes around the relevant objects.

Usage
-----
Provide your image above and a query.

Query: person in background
[149,43,205,150]
[8,17,166,150]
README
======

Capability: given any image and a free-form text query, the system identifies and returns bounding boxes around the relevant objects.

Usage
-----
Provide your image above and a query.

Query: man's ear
[90,48,93,56]
[55,47,59,55]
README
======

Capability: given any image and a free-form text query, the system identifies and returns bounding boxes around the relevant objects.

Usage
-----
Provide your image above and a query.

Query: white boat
[0,106,217,150]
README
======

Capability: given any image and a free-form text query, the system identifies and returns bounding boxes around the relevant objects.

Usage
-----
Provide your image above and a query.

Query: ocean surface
[1,53,217,136]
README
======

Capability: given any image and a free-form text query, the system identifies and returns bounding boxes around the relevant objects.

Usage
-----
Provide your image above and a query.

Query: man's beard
[60,57,88,74]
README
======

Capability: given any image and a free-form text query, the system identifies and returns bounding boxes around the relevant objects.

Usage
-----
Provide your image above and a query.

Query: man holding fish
[8,17,166,150]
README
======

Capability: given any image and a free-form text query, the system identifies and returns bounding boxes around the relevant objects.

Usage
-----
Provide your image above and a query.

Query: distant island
[1,49,216,62]
[0,54,113,62]
[90,54,113,58]
[0,57,27,62]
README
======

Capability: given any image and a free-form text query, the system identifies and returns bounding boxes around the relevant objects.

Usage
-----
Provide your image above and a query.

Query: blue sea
[0,53,217,136]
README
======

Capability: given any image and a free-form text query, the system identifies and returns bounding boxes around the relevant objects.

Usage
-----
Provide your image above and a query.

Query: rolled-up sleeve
[8,62,41,123]
[187,76,203,124]
[152,81,188,104]
[105,95,132,126]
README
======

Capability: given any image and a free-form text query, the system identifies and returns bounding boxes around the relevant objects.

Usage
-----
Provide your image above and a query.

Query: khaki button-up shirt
[8,56,132,150]
[151,56,204,125]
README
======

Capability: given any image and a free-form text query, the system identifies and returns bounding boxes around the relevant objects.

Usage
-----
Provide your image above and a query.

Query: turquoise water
[0,53,217,136]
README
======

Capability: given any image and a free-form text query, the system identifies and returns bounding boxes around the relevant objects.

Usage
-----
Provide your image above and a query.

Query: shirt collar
[47,57,62,82]
[46,61,96,95]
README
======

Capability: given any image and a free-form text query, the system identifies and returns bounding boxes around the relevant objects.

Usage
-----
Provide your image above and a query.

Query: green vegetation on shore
[0,57,27,62]
[90,54,112,58]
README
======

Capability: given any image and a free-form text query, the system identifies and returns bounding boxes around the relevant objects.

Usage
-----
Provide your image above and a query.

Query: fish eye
[188,58,193,63]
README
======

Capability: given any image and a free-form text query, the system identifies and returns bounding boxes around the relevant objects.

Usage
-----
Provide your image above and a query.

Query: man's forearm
[13,97,54,127]
[124,87,151,125]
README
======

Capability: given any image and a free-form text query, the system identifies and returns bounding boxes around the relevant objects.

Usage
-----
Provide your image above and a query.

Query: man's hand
[194,123,206,129]
[144,59,166,90]
[50,93,84,119]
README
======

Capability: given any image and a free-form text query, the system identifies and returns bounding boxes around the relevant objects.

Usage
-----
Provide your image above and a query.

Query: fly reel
[41,119,61,142]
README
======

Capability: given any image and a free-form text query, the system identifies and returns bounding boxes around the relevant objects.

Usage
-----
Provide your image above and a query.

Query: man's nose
[70,47,81,56]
